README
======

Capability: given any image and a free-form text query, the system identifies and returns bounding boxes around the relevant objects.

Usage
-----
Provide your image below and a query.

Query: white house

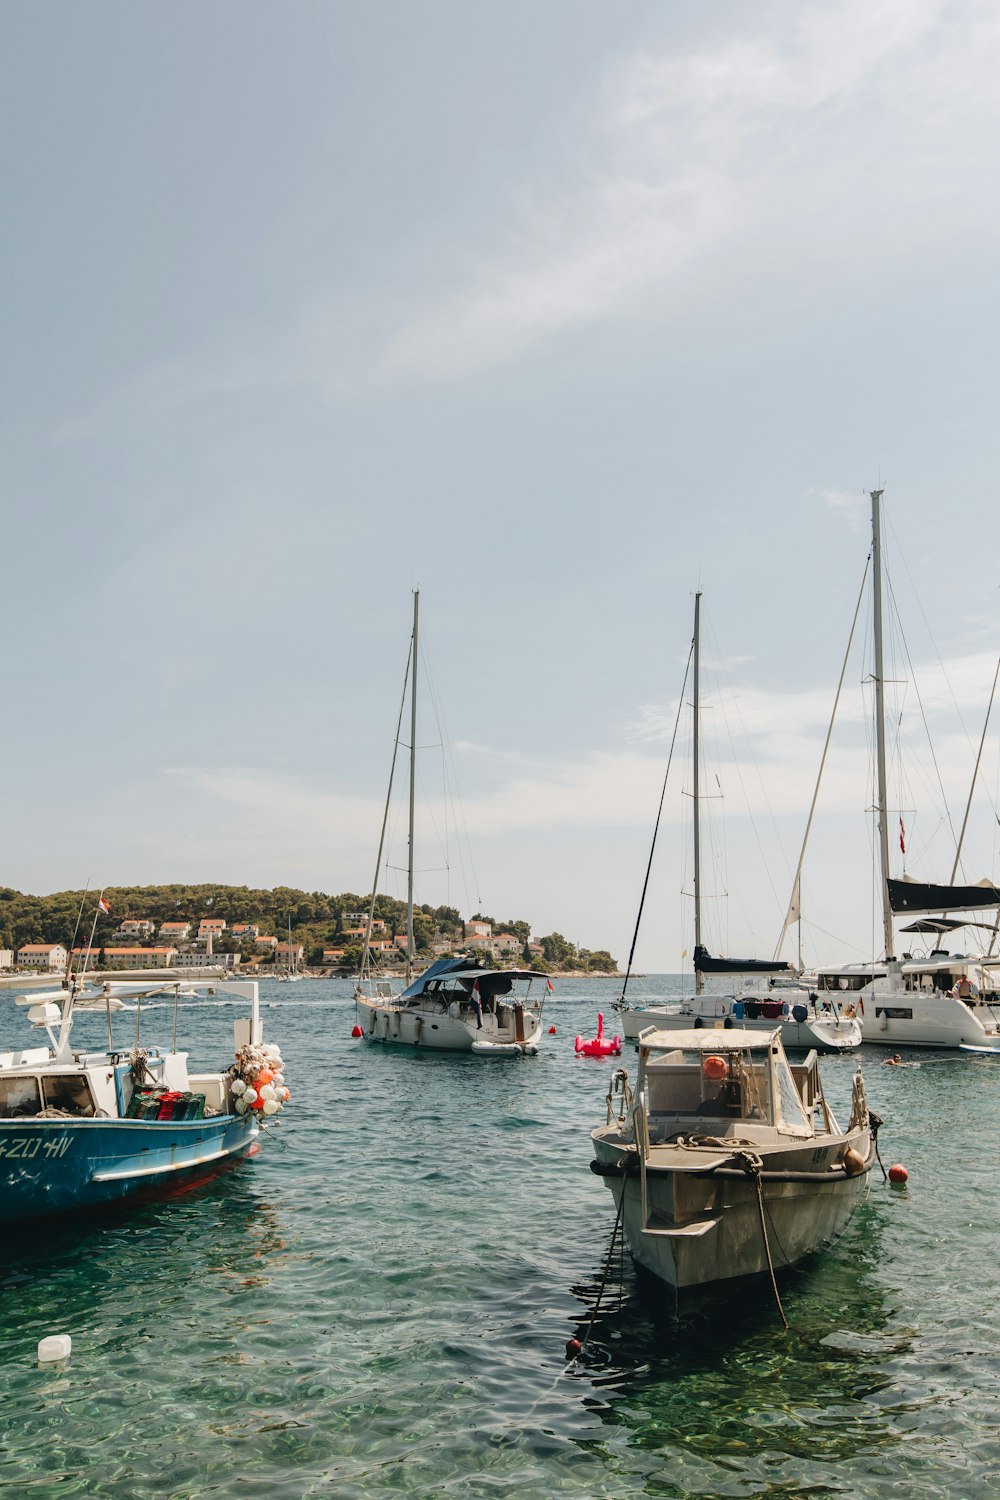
[198,918,227,938]
[231,923,259,939]
[467,920,492,939]
[101,946,177,970]
[159,921,191,941]
[116,919,155,939]
[173,951,240,970]
[18,943,68,971]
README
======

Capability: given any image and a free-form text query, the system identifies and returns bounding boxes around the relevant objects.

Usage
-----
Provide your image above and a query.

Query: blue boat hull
[0,1115,258,1222]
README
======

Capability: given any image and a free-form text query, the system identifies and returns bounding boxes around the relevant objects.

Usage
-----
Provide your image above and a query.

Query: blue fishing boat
[0,977,286,1221]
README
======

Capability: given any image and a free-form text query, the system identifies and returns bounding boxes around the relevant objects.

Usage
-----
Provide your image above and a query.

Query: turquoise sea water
[0,975,997,1499]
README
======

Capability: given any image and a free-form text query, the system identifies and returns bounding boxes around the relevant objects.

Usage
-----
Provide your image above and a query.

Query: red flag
[98,896,111,914]
[899,817,906,856]
[546,979,554,992]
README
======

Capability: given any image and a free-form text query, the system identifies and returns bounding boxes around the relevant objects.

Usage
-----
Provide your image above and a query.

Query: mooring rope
[732,1148,788,1330]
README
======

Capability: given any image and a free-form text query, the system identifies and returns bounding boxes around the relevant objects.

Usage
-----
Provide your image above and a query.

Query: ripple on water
[0,982,998,1497]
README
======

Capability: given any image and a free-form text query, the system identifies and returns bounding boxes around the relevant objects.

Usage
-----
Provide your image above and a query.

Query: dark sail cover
[888,877,1000,914]
[693,944,791,975]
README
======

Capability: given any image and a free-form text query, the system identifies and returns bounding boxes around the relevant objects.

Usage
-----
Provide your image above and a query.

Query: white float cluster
[230,1042,289,1118]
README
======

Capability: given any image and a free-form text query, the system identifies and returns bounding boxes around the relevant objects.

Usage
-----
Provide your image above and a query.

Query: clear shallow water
[1,976,998,1498]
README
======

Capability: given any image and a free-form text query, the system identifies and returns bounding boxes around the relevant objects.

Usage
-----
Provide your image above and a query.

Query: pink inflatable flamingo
[574,1011,622,1057]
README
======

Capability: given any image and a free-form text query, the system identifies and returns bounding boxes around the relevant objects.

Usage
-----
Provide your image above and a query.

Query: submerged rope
[566,1187,627,1367]
[733,1148,788,1330]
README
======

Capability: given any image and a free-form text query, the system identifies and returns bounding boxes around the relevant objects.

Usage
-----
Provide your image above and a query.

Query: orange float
[702,1054,729,1082]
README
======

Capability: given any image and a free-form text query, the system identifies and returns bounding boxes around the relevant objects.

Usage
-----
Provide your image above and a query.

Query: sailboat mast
[871,489,895,960]
[406,589,419,983]
[692,592,703,995]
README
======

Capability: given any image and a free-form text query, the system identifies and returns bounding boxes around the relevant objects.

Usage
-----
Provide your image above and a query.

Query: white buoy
[38,1334,71,1362]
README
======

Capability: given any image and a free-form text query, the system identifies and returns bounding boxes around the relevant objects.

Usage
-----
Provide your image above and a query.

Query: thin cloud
[383,0,949,379]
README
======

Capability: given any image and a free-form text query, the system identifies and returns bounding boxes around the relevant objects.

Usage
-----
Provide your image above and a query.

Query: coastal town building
[173,951,241,970]
[231,923,259,939]
[255,935,278,950]
[0,950,12,970]
[276,943,304,967]
[70,948,103,970]
[467,920,491,939]
[322,947,345,963]
[116,919,156,939]
[198,918,227,938]
[17,943,68,971]
[159,921,191,941]
[100,946,177,970]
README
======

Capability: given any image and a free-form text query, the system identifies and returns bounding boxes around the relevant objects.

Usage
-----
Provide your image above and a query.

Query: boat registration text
[0,1135,73,1160]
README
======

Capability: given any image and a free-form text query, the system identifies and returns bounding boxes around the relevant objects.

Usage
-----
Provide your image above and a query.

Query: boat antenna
[871,489,895,960]
[65,880,91,986]
[775,556,871,960]
[619,639,693,1004]
[360,627,414,983]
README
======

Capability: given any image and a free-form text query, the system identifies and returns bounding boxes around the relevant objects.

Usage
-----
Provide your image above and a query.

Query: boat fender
[702,1054,729,1082]
[792,1004,808,1023]
[379,1013,390,1040]
[841,1146,866,1177]
[391,1011,401,1038]
[693,1016,703,1030]
[367,1011,377,1035]
[723,1016,732,1029]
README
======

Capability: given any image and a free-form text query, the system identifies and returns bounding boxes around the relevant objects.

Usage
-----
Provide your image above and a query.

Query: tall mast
[406,589,419,983]
[871,490,894,960]
[692,592,703,994]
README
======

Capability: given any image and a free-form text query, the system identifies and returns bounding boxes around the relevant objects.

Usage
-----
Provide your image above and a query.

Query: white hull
[356,996,541,1055]
[857,991,1000,1049]
[619,1003,860,1051]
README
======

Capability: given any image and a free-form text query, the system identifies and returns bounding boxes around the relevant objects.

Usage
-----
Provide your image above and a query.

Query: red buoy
[548,1025,557,1034]
[888,1163,909,1184]
[565,1337,583,1359]
[351,1024,364,1038]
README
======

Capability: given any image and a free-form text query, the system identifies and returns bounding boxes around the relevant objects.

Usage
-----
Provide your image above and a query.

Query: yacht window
[774,1052,810,1132]
[41,1075,96,1116]
[0,1076,42,1118]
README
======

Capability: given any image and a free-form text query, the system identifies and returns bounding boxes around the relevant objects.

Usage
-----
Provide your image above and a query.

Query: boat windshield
[774,1051,811,1133]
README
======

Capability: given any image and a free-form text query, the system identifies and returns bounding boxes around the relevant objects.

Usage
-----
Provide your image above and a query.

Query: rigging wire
[619,641,694,1005]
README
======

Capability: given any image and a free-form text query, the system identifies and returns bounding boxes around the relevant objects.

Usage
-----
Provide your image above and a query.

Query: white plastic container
[37,1334,72,1362]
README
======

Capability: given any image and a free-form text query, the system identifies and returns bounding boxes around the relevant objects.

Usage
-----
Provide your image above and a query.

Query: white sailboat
[353,592,546,1055]
[615,595,860,1052]
[793,490,1000,1050]
[277,916,303,982]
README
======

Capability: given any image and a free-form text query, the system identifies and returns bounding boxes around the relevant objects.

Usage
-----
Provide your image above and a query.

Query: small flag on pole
[546,979,554,992]
[98,896,111,915]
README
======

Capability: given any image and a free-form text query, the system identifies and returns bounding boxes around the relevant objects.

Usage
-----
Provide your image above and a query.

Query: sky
[3,0,1000,970]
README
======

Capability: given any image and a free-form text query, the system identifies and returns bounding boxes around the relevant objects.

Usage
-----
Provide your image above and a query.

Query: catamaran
[783,490,1000,1050]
